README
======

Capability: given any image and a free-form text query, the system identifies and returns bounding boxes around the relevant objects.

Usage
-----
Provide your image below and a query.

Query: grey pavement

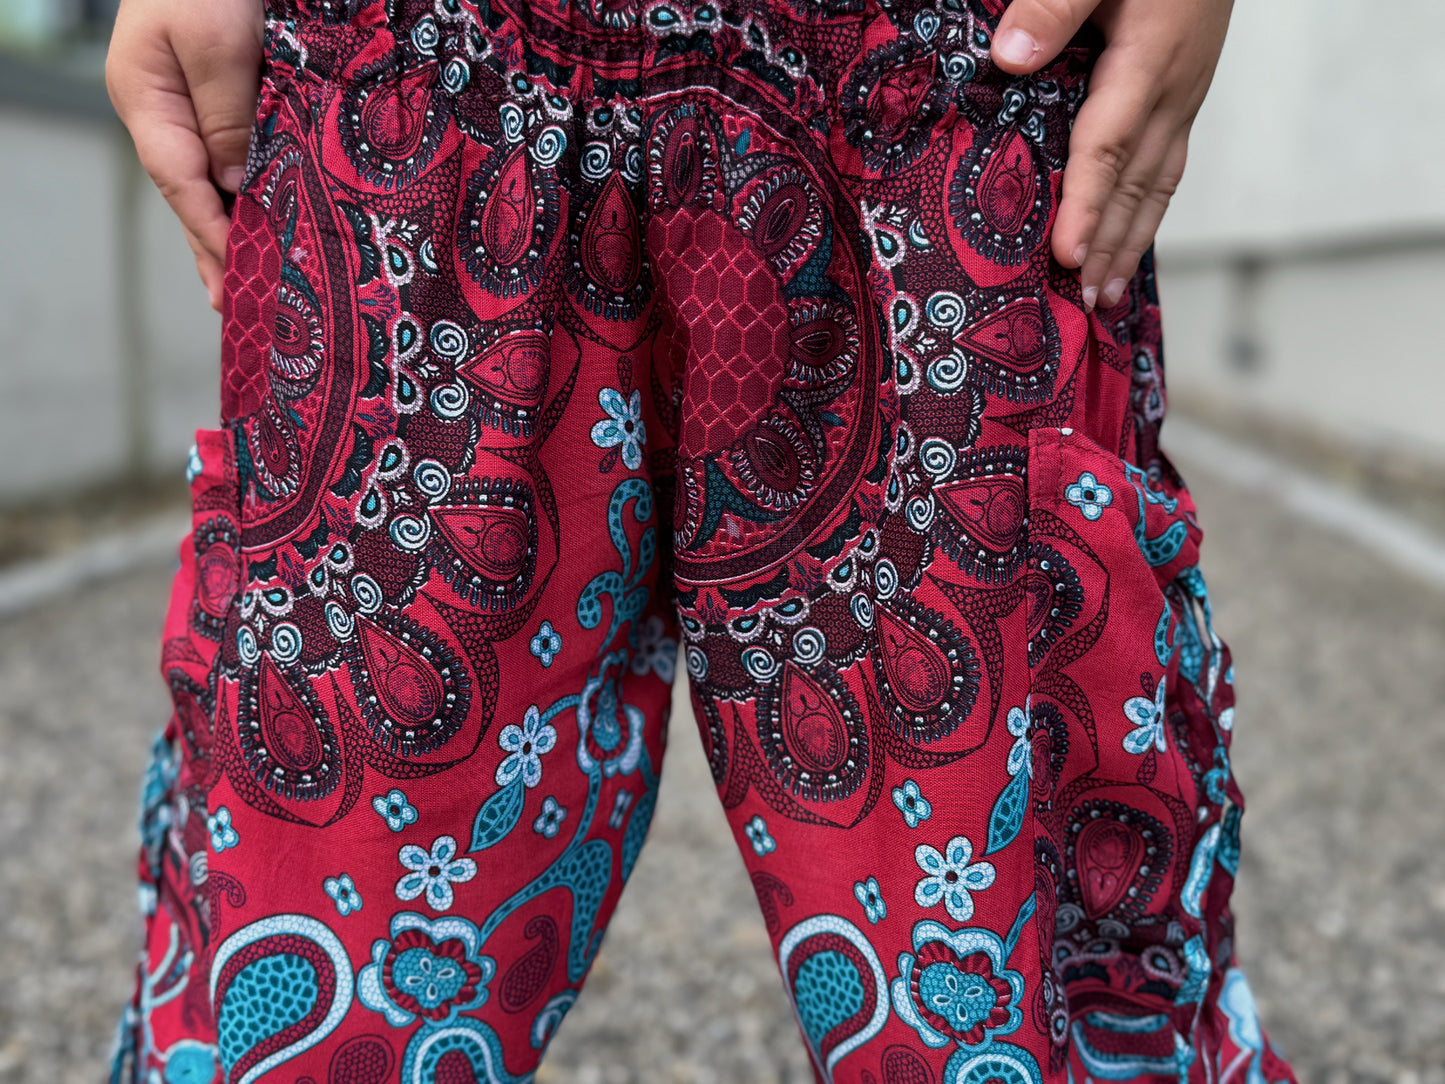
[2,447,1445,1083]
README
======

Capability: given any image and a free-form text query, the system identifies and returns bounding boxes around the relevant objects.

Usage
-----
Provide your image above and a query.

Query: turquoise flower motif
[533,796,567,838]
[1064,471,1113,520]
[324,873,363,916]
[630,614,678,681]
[358,912,496,1027]
[1005,702,1031,778]
[372,788,419,832]
[854,877,887,924]
[395,835,477,911]
[495,705,557,789]
[207,806,239,852]
[590,388,646,470]
[185,443,204,483]
[892,779,933,828]
[1122,676,1169,755]
[745,815,776,856]
[609,790,633,830]
[575,662,646,777]
[914,836,996,922]
[890,920,1026,1048]
[530,621,562,668]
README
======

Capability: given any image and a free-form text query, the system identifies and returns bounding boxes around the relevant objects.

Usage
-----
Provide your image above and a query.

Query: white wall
[1160,0,1445,252]
[1157,0,1445,465]
[1159,251,1445,466]
[4,0,1443,505]
[0,105,217,504]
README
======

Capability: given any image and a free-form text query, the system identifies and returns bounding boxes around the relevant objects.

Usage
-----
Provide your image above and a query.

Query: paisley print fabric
[113,0,1296,1081]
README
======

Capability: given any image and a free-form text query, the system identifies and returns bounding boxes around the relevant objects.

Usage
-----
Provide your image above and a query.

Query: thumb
[990,0,1101,74]
[175,7,263,191]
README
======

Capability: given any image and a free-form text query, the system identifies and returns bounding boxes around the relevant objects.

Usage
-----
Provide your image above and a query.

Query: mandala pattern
[115,0,1295,1081]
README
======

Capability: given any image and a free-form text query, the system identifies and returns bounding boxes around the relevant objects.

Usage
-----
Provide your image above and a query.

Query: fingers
[127,88,235,266]
[991,0,1101,74]
[176,7,264,192]
[1044,0,1233,308]
[1071,110,1173,308]
[108,5,228,265]
[183,225,226,312]
[108,0,264,313]
[1093,137,1187,308]
[1049,42,1160,274]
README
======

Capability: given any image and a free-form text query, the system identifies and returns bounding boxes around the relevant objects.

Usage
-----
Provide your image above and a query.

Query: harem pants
[114,0,1297,1080]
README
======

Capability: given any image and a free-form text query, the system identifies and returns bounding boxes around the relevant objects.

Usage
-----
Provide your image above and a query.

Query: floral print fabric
[112,0,1295,1080]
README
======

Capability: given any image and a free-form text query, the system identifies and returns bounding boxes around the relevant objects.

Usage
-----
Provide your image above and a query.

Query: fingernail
[1081,285,1098,312]
[993,28,1037,67]
[1101,278,1127,308]
[1072,245,1088,267]
[220,165,244,192]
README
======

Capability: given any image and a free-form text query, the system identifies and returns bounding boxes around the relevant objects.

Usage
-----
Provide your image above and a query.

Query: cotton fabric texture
[113,0,1296,1080]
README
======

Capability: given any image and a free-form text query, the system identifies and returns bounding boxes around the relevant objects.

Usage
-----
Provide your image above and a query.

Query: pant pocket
[1024,426,1235,1037]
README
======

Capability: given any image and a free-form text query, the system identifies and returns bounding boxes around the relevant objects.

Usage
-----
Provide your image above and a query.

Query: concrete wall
[1154,0,1445,467]
[0,104,218,504]
[2,0,1442,505]
[1158,250,1445,467]
[1159,0,1445,250]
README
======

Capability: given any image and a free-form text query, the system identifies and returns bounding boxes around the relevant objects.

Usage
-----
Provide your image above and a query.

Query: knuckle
[1087,236,1119,263]
[1113,176,1152,208]
[149,170,187,206]
[204,120,255,153]
[1150,173,1182,202]
[1019,0,1084,37]
[1086,140,1130,185]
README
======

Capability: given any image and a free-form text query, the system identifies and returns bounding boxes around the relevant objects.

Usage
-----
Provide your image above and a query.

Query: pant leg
[636,7,1297,1084]
[114,10,679,1081]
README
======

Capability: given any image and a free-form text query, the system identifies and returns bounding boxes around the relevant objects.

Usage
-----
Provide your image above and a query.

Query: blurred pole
[113,124,153,482]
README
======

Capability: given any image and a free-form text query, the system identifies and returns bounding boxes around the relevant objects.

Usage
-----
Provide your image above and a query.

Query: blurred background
[2,1,1445,1081]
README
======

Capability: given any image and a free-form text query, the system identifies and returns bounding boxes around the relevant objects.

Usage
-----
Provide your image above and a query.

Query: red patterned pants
[115,0,1296,1081]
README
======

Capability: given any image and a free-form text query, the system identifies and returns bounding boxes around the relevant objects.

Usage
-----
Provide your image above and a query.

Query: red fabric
[114,0,1296,1081]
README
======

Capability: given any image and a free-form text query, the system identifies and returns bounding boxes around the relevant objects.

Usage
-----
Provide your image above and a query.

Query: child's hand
[991,0,1234,310]
[107,0,264,311]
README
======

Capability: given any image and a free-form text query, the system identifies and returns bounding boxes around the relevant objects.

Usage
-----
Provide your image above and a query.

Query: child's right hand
[106,0,264,312]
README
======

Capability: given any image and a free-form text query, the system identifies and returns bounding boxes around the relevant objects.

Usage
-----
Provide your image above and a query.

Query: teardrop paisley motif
[872,600,978,743]
[950,127,1050,265]
[649,105,716,210]
[1064,799,1173,923]
[758,663,867,802]
[482,146,535,267]
[210,915,353,1084]
[461,142,558,297]
[582,172,642,294]
[428,495,536,608]
[347,611,470,757]
[777,915,889,1082]
[977,130,1038,236]
[457,329,550,436]
[236,656,340,802]
[499,915,559,1013]
[955,295,1060,402]
[338,63,449,188]
[932,448,1029,583]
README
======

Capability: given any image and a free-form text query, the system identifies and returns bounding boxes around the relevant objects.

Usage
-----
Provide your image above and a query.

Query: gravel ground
[3,447,1445,1083]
